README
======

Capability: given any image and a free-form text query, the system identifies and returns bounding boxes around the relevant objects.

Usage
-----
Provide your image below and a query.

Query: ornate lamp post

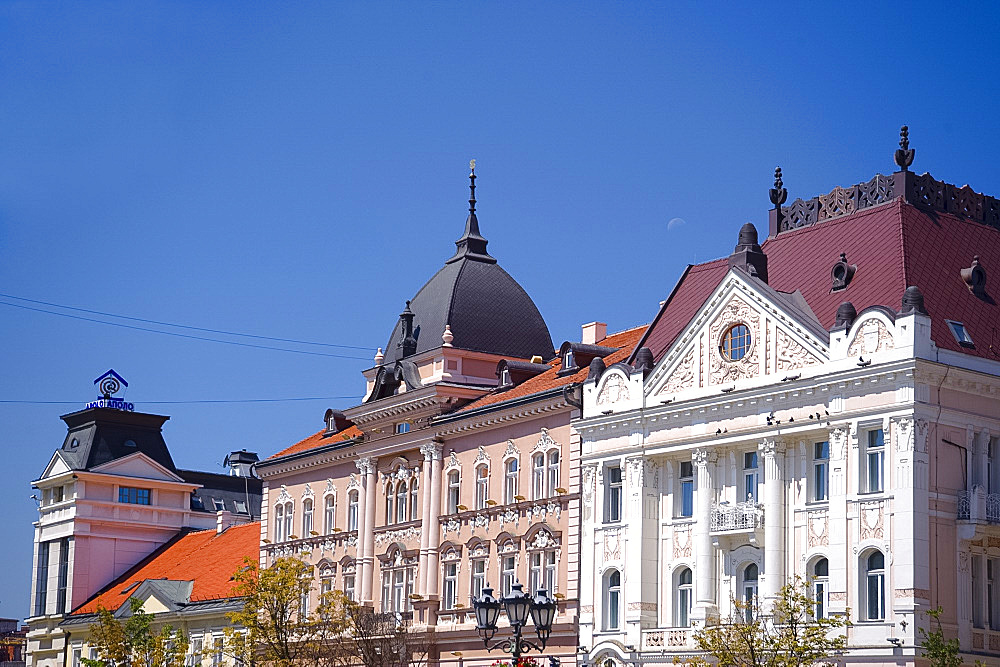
[473,582,557,660]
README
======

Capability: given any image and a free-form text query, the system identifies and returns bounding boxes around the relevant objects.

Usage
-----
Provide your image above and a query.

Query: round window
[721,324,751,362]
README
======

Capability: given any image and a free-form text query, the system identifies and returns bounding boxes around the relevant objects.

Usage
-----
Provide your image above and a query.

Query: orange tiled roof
[453,324,647,413]
[267,424,362,460]
[71,522,260,615]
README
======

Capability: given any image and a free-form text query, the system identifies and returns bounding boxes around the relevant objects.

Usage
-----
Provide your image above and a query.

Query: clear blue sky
[2,1,998,619]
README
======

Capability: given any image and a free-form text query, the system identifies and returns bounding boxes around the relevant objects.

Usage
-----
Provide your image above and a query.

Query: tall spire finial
[469,159,477,214]
[894,125,914,172]
[769,166,787,208]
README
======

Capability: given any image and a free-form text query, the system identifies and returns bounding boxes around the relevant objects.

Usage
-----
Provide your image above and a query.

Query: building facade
[576,135,1000,665]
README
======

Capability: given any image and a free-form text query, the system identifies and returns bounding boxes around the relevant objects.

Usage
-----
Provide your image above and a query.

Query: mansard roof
[56,408,175,473]
[68,522,259,616]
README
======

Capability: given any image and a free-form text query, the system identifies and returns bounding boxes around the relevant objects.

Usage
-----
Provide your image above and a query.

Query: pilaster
[692,447,718,624]
[759,438,785,608]
[356,456,378,603]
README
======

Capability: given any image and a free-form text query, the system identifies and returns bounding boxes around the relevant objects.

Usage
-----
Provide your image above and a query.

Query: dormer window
[563,349,574,370]
[395,422,411,434]
[947,320,975,347]
[328,416,337,432]
[500,367,512,386]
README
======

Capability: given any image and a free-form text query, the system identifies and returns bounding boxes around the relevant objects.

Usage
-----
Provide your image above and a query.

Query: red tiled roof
[454,325,648,413]
[640,198,1000,363]
[71,522,260,615]
[267,425,362,460]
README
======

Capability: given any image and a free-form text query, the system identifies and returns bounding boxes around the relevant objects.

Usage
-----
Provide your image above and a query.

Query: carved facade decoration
[532,428,558,454]
[375,526,421,545]
[346,473,360,491]
[302,483,314,500]
[444,450,461,474]
[775,329,820,371]
[527,529,556,550]
[503,440,520,460]
[596,372,630,406]
[859,501,885,540]
[709,297,760,384]
[847,318,894,357]
[475,445,491,467]
[603,528,622,561]
[276,485,291,503]
[626,457,644,489]
[808,510,829,547]
[893,417,914,452]
[659,349,695,395]
[673,526,692,559]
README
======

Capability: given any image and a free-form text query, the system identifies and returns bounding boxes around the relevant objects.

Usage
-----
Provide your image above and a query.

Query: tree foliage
[83,597,188,667]
[918,607,961,667]
[687,576,848,667]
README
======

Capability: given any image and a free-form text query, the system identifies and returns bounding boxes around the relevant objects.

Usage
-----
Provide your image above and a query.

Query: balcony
[710,501,763,533]
[957,489,1000,523]
[642,628,693,650]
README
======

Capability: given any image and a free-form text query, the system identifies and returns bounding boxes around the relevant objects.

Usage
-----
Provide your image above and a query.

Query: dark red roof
[267,424,362,460]
[638,198,1000,363]
[71,522,259,615]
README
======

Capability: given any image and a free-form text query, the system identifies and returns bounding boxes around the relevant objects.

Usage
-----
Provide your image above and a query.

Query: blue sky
[2,1,999,618]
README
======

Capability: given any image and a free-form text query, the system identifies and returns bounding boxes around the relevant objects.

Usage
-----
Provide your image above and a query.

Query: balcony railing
[642,628,693,650]
[958,489,1000,523]
[710,501,763,532]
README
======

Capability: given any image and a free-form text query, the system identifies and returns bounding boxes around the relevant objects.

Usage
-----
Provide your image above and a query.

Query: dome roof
[381,170,554,364]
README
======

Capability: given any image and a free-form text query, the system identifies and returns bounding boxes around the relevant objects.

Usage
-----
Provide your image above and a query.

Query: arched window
[741,563,759,620]
[547,450,560,495]
[347,491,359,532]
[324,495,335,534]
[605,569,621,630]
[302,498,314,536]
[274,504,285,542]
[504,459,519,504]
[476,465,489,509]
[447,471,461,514]
[385,485,394,524]
[396,481,408,524]
[410,477,419,521]
[283,502,294,540]
[532,454,545,499]
[813,557,829,619]
[676,567,693,627]
[864,550,885,620]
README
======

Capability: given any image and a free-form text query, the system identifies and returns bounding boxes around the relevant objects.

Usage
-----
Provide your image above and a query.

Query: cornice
[433,387,573,437]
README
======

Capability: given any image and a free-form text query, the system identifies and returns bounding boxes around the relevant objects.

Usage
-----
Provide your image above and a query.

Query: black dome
[381,173,554,364]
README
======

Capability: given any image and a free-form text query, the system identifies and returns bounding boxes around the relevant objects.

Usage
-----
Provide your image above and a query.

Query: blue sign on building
[86,369,134,411]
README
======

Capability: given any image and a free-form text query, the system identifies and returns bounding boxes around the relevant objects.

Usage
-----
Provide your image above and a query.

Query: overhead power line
[0,299,374,360]
[0,292,371,350]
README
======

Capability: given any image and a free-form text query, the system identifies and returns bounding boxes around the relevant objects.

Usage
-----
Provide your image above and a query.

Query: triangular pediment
[646,269,829,399]
[39,451,72,480]
[90,452,186,483]
[114,579,193,616]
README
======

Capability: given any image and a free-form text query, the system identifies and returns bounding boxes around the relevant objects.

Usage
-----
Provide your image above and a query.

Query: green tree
[918,607,961,667]
[687,576,848,667]
[83,597,188,667]
[226,556,350,667]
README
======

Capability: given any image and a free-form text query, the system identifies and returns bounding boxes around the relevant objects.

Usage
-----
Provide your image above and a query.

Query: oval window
[721,324,751,362]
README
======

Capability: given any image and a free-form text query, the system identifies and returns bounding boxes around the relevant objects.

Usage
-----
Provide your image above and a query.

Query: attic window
[563,349,575,370]
[234,500,248,514]
[124,439,137,448]
[70,438,79,448]
[191,495,205,510]
[327,416,337,432]
[946,320,975,348]
[500,367,512,386]
[721,324,752,362]
[212,498,226,511]
[395,422,411,434]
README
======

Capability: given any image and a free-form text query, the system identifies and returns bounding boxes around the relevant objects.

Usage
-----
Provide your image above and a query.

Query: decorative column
[692,447,718,625]
[827,426,849,615]
[424,443,444,599]
[578,463,598,647]
[759,439,785,609]
[418,444,435,596]
[357,456,378,604]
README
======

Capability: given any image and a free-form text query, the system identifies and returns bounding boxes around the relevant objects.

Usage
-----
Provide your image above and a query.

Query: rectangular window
[234,500,248,514]
[679,461,694,517]
[864,429,885,493]
[56,537,70,613]
[119,487,151,505]
[448,472,461,514]
[476,467,489,509]
[532,455,545,500]
[974,555,984,628]
[54,486,65,503]
[212,637,223,667]
[443,563,457,610]
[990,437,999,495]
[324,496,335,533]
[471,559,486,600]
[545,550,557,594]
[504,459,519,504]
[188,638,203,667]
[212,498,225,512]
[321,577,333,596]
[34,541,50,616]
[607,466,623,523]
[743,452,759,502]
[813,441,830,502]
[72,648,82,667]
[529,552,542,595]
[343,574,355,601]
[501,556,516,596]
[814,579,826,620]
[989,559,997,630]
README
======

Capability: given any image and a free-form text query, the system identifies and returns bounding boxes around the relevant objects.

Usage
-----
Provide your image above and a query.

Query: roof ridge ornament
[447,159,496,264]
[769,167,788,208]
[469,159,477,214]
[894,125,915,172]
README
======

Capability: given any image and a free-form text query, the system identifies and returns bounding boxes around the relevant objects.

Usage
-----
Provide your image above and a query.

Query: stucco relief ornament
[441,519,461,537]
[276,485,291,503]
[474,445,490,465]
[693,447,717,467]
[847,318,894,357]
[473,514,489,529]
[673,526,692,559]
[603,529,622,561]
[829,427,848,461]
[499,508,519,526]
[325,478,335,495]
[445,451,461,473]
[302,483,314,500]
[528,530,555,550]
[533,428,557,454]
[503,440,520,459]
[709,297,760,384]
[775,329,820,371]
[893,417,914,452]
[808,511,829,547]
[582,465,597,507]
[596,372,630,406]
[356,457,377,475]
[915,419,929,453]
[346,473,360,491]
[659,349,695,395]
[626,457,644,489]
[860,501,885,540]
[420,442,442,461]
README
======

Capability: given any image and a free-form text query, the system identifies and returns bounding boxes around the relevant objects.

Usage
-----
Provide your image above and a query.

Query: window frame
[676,567,693,627]
[504,458,519,504]
[863,550,886,621]
[475,465,489,509]
[743,451,759,502]
[347,491,359,532]
[862,428,885,494]
[447,470,461,514]
[605,569,621,631]
[678,460,694,517]
[532,453,546,500]
[812,441,830,502]
[302,498,314,535]
[813,557,829,620]
[606,465,623,523]
[324,495,336,534]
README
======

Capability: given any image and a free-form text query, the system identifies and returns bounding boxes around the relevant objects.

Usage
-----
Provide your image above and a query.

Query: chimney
[581,322,607,345]
[217,510,235,534]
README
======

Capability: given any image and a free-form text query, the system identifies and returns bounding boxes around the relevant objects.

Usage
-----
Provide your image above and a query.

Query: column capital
[693,447,718,466]
[420,441,443,461]
[356,457,378,475]
[758,438,786,458]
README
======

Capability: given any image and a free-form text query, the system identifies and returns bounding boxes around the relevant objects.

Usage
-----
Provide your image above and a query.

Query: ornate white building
[576,136,1000,665]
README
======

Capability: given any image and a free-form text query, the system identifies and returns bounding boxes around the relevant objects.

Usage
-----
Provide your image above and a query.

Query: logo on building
[86,369,134,411]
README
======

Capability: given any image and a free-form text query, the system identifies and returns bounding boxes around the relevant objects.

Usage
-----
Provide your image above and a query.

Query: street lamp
[473,582,557,659]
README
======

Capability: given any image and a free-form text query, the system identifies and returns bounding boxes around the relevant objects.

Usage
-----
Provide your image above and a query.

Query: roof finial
[469,159,477,215]
[894,125,914,172]
[769,166,787,208]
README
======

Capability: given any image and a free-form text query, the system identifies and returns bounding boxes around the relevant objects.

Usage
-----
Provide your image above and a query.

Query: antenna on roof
[894,125,914,172]
[469,159,477,214]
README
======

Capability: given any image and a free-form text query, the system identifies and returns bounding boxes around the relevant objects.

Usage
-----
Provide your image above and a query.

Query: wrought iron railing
[958,489,1000,523]
[710,501,763,532]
